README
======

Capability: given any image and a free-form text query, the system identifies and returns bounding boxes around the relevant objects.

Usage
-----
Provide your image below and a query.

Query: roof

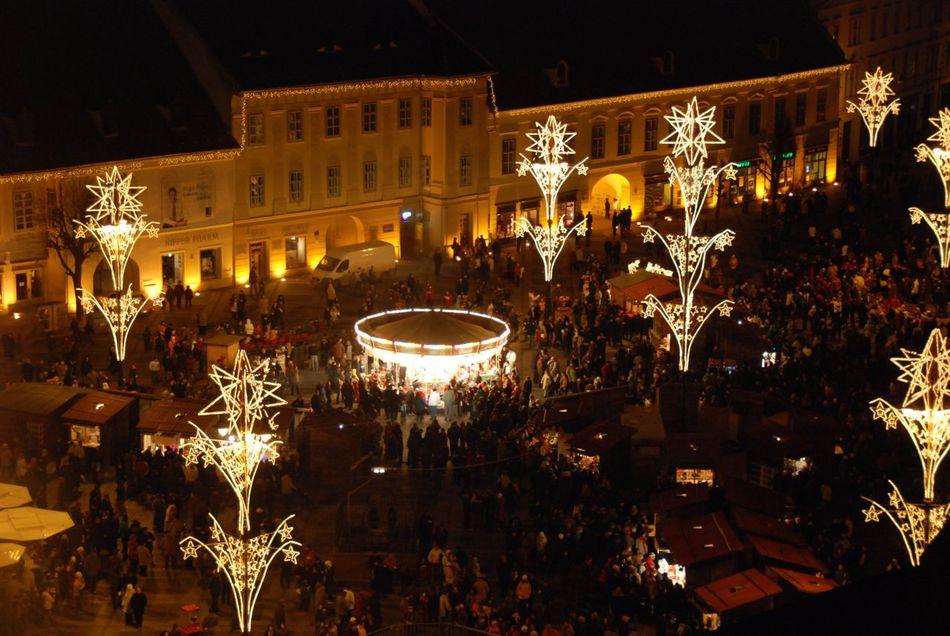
[172,0,492,92]
[429,0,846,111]
[695,569,782,614]
[569,420,634,456]
[649,484,710,515]
[730,507,806,547]
[770,567,837,594]
[359,309,508,347]
[0,0,238,177]
[204,334,245,347]
[724,479,795,518]
[660,511,742,567]
[0,383,84,417]
[747,535,828,573]
[61,391,135,426]
[137,399,208,436]
[609,271,724,304]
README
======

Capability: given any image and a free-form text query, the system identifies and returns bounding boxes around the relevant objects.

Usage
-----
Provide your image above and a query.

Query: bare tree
[755,115,795,207]
[47,179,97,320]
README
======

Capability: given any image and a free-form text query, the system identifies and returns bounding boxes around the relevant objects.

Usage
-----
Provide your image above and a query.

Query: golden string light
[862,481,950,567]
[640,97,736,372]
[514,115,589,281]
[846,66,900,148]
[74,167,163,361]
[914,108,950,208]
[180,350,297,635]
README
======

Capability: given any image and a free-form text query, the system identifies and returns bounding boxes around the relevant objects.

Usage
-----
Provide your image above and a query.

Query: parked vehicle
[312,240,397,286]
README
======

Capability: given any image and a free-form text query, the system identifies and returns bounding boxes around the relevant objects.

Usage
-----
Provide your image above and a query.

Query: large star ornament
[926,108,950,151]
[890,329,950,411]
[201,350,286,432]
[85,165,146,222]
[661,96,725,165]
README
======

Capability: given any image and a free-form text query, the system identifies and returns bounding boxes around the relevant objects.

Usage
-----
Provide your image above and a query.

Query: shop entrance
[249,241,267,282]
[161,252,184,288]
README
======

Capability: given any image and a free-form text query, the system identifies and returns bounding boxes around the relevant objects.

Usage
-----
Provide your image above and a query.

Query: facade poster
[161,172,215,228]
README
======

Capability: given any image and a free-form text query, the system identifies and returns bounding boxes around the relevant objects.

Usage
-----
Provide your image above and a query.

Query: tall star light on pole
[74,167,162,361]
[914,107,950,208]
[514,115,589,282]
[846,66,900,148]
[862,481,950,567]
[639,97,737,372]
[868,329,950,502]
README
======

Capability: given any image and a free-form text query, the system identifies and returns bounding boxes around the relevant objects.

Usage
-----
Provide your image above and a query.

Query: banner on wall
[161,172,215,228]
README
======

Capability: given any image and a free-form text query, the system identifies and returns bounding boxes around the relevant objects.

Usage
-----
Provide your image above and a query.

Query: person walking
[129,586,147,629]
[433,249,443,276]
[184,285,193,309]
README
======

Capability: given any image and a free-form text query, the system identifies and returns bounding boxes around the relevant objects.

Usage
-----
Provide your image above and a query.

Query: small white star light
[74,167,162,361]
[847,66,900,148]
[914,108,950,208]
[514,115,589,281]
[640,97,737,372]
[868,329,950,503]
[862,481,950,567]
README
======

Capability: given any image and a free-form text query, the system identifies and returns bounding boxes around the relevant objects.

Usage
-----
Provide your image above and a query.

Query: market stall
[136,398,208,451]
[694,569,783,626]
[566,420,635,483]
[746,535,829,574]
[61,390,136,466]
[205,333,244,368]
[659,511,742,585]
[0,383,83,453]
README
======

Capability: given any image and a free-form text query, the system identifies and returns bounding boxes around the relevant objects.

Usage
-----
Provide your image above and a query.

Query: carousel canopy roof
[355,308,510,356]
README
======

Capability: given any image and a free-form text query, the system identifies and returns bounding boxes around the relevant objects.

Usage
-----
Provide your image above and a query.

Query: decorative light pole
[180,351,300,634]
[74,166,162,361]
[640,97,737,372]
[863,328,950,565]
[514,115,589,282]
[914,107,950,207]
[846,66,901,148]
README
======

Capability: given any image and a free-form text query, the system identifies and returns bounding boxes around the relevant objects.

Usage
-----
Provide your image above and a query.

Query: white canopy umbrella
[0,542,25,567]
[0,507,73,542]
[0,483,31,510]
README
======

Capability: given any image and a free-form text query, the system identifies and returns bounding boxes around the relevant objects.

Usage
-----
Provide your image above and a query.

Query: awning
[61,391,135,426]
[771,566,837,594]
[0,506,74,542]
[695,569,782,614]
[0,483,31,510]
[747,535,828,573]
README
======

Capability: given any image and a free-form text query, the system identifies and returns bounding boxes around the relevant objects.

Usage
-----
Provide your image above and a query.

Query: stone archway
[325,215,364,249]
[591,173,632,215]
[93,258,140,295]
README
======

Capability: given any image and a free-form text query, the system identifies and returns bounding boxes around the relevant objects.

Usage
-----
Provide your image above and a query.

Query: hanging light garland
[846,66,901,148]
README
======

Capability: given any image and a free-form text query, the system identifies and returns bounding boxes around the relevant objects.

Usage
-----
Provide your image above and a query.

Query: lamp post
[180,351,300,634]
[640,97,737,372]
[846,66,901,148]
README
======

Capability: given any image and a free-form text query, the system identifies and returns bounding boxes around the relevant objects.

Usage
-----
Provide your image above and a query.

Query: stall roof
[0,383,83,417]
[649,484,710,515]
[661,511,742,567]
[770,566,838,594]
[137,399,208,436]
[695,569,782,614]
[747,535,828,573]
[608,271,724,304]
[62,391,135,426]
[204,334,245,347]
[725,479,794,519]
[569,420,635,456]
[730,507,805,547]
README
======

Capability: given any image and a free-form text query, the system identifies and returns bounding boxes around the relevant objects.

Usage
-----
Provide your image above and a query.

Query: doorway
[400,215,417,258]
[162,252,184,287]
[249,241,267,282]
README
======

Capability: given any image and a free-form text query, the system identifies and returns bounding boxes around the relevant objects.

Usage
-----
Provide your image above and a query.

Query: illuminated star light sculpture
[908,207,950,267]
[180,351,299,635]
[868,329,950,503]
[74,167,162,361]
[914,108,950,207]
[846,66,901,148]
[514,115,589,281]
[862,481,950,567]
[640,97,737,372]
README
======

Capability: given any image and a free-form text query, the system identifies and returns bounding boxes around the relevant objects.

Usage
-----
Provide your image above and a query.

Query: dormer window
[555,60,569,87]
[662,50,675,76]
[768,37,780,61]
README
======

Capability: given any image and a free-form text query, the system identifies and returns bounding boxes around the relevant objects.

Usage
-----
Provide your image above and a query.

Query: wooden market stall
[659,511,742,585]
[746,535,829,574]
[61,390,136,466]
[724,478,795,519]
[541,386,626,434]
[0,383,83,453]
[649,484,710,520]
[566,420,635,483]
[204,334,244,368]
[770,566,838,595]
[729,506,806,547]
[694,568,783,626]
[136,399,208,451]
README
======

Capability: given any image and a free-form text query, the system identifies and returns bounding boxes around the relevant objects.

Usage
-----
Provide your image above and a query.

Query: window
[248,113,264,144]
[774,97,786,129]
[460,155,473,186]
[362,103,377,133]
[399,157,412,187]
[422,97,432,127]
[644,117,658,151]
[325,106,341,137]
[617,119,632,155]
[13,191,34,231]
[795,93,807,127]
[722,105,736,139]
[289,170,303,203]
[502,138,516,175]
[327,165,341,197]
[848,17,861,46]
[591,123,605,158]
[287,110,303,142]
[459,97,473,126]
[423,155,431,186]
[15,270,41,301]
[200,248,221,280]
[805,149,827,183]
[249,175,265,207]
[777,154,795,189]
[816,89,827,122]
[363,160,377,191]
[398,98,412,128]
[284,236,306,270]
[748,102,761,135]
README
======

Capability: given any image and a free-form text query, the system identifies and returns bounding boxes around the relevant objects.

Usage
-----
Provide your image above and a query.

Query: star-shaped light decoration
[863,506,882,523]
[514,115,589,281]
[201,350,286,433]
[846,67,900,148]
[861,482,950,567]
[661,96,726,165]
[914,107,950,208]
[891,329,950,412]
[282,546,300,564]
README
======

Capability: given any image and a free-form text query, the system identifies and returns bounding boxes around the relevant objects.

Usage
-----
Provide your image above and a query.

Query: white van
[312,240,397,286]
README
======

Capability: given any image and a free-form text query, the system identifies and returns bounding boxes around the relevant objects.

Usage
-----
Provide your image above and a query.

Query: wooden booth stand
[136,399,207,451]
[694,568,783,629]
[0,383,83,454]
[61,391,136,466]
[565,420,635,484]
[204,334,244,368]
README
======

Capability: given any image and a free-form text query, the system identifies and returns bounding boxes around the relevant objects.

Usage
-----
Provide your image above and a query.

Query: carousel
[354,308,511,383]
